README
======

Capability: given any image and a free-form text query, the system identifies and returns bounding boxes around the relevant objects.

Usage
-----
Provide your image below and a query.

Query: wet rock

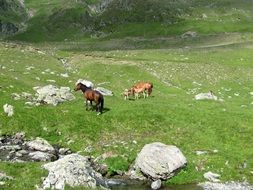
[0,145,21,151]
[130,142,187,180]
[29,151,56,162]
[25,137,55,153]
[151,179,162,190]
[42,154,109,190]
[58,148,71,155]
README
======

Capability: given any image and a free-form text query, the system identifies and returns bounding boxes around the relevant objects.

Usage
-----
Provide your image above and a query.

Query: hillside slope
[3,0,253,42]
[0,0,28,36]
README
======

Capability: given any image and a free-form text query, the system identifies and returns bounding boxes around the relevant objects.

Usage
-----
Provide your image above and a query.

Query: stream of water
[109,179,203,190]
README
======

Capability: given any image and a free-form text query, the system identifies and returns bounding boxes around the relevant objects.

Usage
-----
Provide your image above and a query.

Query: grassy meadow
[0,32,253,189]
[0,0,253,189]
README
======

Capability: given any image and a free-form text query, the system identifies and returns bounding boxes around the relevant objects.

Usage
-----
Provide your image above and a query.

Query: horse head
[74,83,82,91]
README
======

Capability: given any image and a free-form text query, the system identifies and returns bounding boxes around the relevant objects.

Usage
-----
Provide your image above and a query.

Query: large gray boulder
[131,142,187,180]
[42,154,108,190]
[35,85,75,106]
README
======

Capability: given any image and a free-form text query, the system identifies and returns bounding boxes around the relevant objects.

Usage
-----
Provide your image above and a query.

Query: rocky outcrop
[129,142,187,180]
[0,21,19,35]
[0,133,71,162]
[42,154,109,190]
[0,0,28,36]
[12,85,75,106]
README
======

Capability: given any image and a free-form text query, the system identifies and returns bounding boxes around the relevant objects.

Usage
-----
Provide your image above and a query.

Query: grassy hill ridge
[2,0,252,42]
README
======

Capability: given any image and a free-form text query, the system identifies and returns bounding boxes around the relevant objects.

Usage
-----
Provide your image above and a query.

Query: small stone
[151,179,162,190]
[196,150,208,155]
[204,171,220,182]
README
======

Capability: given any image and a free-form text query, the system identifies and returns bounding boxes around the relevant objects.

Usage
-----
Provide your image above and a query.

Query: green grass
[0,33,253,189]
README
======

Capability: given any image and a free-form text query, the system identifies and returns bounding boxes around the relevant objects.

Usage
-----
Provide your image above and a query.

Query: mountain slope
[0,0,28,36]
[3,0,253,42]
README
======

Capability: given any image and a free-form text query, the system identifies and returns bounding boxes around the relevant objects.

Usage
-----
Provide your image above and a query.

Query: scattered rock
[46,79,56,83]
[204,171,221,182]
[60,73,69,78]
[3,104,14,117]
[151,179,162,190]
[195,91,218,101]
[181,31,197,38]
[0,172,13,183]
[42,154,109,190]
[196,150,208,155]
[129,142,187,180]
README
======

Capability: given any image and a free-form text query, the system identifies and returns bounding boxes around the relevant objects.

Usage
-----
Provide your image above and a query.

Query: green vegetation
[0,0,253,189]
[3,0,252,42]
[0,32,253,189]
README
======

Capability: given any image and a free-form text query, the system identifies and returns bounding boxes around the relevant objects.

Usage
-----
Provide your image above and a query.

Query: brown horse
[131,82,153,99]
[74,83,104,115]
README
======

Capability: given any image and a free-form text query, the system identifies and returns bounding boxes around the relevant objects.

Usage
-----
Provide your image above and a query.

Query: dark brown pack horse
[74,83,104,115]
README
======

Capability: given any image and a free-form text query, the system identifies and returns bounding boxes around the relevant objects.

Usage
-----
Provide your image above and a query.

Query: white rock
[46,79,56,83]
[25,137,55,153]
[204,171,221,182]
[60,73,69,78]
[196,150,208,155]
[42,154,108,190]
[29,151,56,162]
[131,142,187,180]
[35,85,75,106]
[195,91,218,101]
[3,104,14,117]
[151,179,162,190]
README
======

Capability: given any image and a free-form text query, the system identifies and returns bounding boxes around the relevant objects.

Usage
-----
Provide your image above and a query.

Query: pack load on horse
[74,83,104,115]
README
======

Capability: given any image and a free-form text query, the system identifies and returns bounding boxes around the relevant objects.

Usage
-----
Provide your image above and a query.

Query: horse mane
[78,83,91,92]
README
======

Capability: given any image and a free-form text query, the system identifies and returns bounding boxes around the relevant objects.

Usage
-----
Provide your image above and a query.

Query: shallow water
[111,184,202,190]
[109,180,203,190]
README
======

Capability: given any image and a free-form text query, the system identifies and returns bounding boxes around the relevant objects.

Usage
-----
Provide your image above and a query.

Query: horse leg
[85,100,88,110]
[135,92,138,99]
[90,101,93,110]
